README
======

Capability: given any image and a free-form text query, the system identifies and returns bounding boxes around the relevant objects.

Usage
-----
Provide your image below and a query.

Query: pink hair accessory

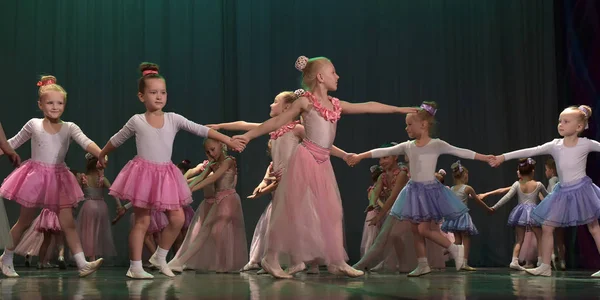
[295,56,309,71]
[142,70,159,76]
[36,79,56,87]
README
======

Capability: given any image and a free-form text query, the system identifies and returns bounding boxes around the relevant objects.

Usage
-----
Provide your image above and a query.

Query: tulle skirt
[532,177,600,227]
[360,210,380,257]
[76,199,117,257]
[0,160,84,211]
[109,157,192,211]
[171,190,247,272]
[148,210,168,234]
[264,141,348,265]
[518,231,539,262]
[0,198,13,249]
[441,212,479,235]
[14,213,61,260]
[248,202,272,264]
[507,203,540,228]
[182,205,195,229]
[390,180,469,223]
[35,209,61,233]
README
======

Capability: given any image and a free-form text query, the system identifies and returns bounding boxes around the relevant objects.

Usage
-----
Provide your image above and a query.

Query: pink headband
[142,70,159,76]
[37,79,56,87]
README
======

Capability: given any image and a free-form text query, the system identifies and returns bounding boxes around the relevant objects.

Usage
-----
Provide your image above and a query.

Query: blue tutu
[441,213,478,235]
[507,203,540,228]
[532,176,600,227]
[390,180,468,223]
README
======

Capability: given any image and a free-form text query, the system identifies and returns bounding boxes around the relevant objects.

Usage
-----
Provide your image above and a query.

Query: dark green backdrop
[0,0,564,267]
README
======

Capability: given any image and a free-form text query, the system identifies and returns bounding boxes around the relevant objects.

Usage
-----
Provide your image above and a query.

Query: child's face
[545,165,555,179]
[139,78,167,111]
[204,139,223,161]
[379,155,397,170]
[38,91,65,120]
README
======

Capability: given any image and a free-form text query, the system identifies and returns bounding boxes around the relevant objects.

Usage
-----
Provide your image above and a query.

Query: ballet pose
[97,62,243,279]
[0,75,103,278]
[490,105,600,277]
[233,56,417,278]
[348,102,492,276]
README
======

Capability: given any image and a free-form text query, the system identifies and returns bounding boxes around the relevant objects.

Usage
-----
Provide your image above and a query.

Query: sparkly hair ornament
[519,158,536,167]
[295,56,309,71]
[438,169,447,176]
[369,165,380,173]
[294,89,305,98]
[420,103,437,116]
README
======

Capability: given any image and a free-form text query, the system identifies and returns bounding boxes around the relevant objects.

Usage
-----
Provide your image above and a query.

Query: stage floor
[2,267,600,299]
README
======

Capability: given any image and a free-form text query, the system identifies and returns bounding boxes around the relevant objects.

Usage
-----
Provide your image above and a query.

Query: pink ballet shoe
[261,258,292,279]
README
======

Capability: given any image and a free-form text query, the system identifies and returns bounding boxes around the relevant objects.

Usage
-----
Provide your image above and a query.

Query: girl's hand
[227,139,246,152]
[346,154,362,167]
[489,155,505,168]
[97,154,108,169]
[206,124,221,130]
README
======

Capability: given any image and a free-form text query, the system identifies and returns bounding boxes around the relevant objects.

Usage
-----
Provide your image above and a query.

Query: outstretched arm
[347,142,408,166]
[208,121,261,132]
[339,101,418,115]
[236,98,307,143]
[490,182,519,210]
[368,170,409,226]
[465,186,491,212]
[479,186,511,200]
[190,159,234,192]
[103,177,123,208]
[491,141,554,167]
[0,123,20,167]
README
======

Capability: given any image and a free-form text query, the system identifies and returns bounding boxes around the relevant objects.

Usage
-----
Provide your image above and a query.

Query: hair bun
[438,169,447,176]
[294,89,305,98]
[295,56,309,71]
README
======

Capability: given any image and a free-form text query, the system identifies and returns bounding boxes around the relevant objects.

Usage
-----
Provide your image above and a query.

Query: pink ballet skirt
[148,210,168,233]
[265,140,348,265]
[518,231,538,263]
[0,160,84,211]
[109,157,191,211]
[248,202,272,264]
[172,188,247,272]
[182,205,194,229]
[76,197,117,257]
[360,210,380,257]
[14,212,61,260]
[35,209,61,233]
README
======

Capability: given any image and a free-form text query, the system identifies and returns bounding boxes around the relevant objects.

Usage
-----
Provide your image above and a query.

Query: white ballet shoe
[126,267,154,279]
[525,264,551,277]
[240,262,261,272]
[327,264,364,278]
[286,263,306,275]
[167,259,184,273]
[149,253,175,277]
[79,258,103,277]
[0,255,19,278]
[407,264,431,277]
[591,270,600,277]
[448,245,464,271]
[509,261,524,271]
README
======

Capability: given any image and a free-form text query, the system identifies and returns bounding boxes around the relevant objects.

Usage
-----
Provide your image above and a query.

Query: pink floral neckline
[304,91,342,123]
[269,120,301,140]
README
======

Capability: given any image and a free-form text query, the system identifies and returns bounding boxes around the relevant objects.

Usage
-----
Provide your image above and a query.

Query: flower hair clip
[85,153,94,160]
[438,169,447,176]
[578,106,591,129]
[295,56,309,71]
[519,158,536,167]
[294,89,305,98]
[420,103,437,116]
[369,165,380,173]
[37,79,56,87]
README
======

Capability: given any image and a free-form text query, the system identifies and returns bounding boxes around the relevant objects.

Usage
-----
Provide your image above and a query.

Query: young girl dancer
[77,153,119,261]
[490,105,600,277]
[441,161,491,271]
[0,75,103,277]
[97,62,243,279]
[361,164,385,257]
[168,138,247,273]
[348,102,492,276]
[233,56,417,278]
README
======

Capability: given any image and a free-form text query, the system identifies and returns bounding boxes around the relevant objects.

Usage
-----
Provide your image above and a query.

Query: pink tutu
[248,202,272,264]
[519,231,539,262]
[14,214,61,260]
[265,141,348,265]
[0,160,84,211]
[171,190,247,272]
[109,157,191,211]
[360,210,380,257]
[35,209,61,233]
[76,199,117,257]
[182,205,195,229]
[148,210,168,233]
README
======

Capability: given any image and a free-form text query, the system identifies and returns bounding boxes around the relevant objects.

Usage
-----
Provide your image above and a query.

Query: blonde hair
[566,105,593,131]
[38,75,67,101]
[276,91,298,105]
[416,101,438,133]
[295,56,332,91]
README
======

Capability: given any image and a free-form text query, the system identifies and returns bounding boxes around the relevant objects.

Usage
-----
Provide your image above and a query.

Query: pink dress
[76,175,117,257]
[14,209,61,260]
[264,92,347,265]
[248,121,301,265]
[108,113,209,211]
[171,157,247,272]
[0,119,92,211]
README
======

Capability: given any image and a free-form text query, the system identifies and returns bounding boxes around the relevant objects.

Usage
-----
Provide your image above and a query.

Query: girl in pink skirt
[0,122,20,251]
[233,56,417,278]
[0,75,103,278]
[168,139,247,273]
[97,62,243,279]
[76,153,119,261]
